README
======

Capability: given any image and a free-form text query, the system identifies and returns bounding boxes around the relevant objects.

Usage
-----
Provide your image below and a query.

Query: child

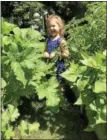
[43,15,69,90]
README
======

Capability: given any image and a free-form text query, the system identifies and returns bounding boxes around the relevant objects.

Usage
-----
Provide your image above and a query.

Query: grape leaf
[8,104,20,122]
[18,120,28,136]
[2,78,7,89]
[5,126,15,139]
[28,122,40,132]
[11,61,27,86]
[94,80,106,93]
[37,77,60,106]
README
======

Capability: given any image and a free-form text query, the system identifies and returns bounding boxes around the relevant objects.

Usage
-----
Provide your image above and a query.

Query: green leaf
[2,105,20,126]
[89,102,97,111]
[61,63,86,83]
[95,99,106,124]
[20,28,44,41]
[26,28,44,41]
[61,63,80,82]
[9,42,18,52]
[2,35,12,47]
[18,121,40,136]
[18,120,28,136]
[94,80,106,93]
[2,56,10,65]
[80,57,97,68]
[36,84,46,100]
[82,90,95,105]
[8,104,20,122]
[103,50,106,56]
[2,111,9,128]
[2,20,16,34]
[61,70,79,82]
[81,51,89,59]
[2,105,20,139]
[96,111,106,124]
[84,109,97,131]
[22,59,36,69]
[13,27,21,37]
[35,60,54,74]
[74,93,83,105]
[28,122,40,132]
[37,77,60,106]
[94,52,105,66]
[5,126,15,139]
[21,47,42,69]
[11,61,27,86]
[94,123,106,140]
[77,78,89,91]
[100,66,106,72]
[2,78,7,89]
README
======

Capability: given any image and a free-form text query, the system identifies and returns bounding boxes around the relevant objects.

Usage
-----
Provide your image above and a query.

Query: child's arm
[59,39,69,58]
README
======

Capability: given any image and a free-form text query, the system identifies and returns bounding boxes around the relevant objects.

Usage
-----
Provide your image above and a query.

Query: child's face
[48,19,60,37]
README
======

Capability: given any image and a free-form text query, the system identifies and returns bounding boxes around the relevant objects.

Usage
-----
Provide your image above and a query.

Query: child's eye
[51,25,55,28]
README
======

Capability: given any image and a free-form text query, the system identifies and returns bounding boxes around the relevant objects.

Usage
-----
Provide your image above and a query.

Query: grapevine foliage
[2,18,61,107]
[62,2,106,132]
[1,2,106,139]
[2,104,20,139]
[2,19,61,139]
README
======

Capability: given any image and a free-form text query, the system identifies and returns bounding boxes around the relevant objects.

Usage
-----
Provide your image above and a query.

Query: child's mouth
[51,30,56,34]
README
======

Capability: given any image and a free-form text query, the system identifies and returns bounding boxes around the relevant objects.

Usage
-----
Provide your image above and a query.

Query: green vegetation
[62,2,106,138]
[1,1,106,140]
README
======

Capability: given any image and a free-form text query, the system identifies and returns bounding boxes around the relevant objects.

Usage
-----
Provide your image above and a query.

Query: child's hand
[43,52,50,58]
[50,52,55,58]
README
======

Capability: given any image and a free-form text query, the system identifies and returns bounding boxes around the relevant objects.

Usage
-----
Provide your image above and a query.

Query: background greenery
[1,1,106,140]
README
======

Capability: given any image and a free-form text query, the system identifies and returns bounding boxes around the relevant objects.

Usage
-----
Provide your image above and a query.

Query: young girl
[43,15,69,88]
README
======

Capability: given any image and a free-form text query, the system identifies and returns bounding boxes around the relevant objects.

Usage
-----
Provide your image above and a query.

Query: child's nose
[50,27,53,30]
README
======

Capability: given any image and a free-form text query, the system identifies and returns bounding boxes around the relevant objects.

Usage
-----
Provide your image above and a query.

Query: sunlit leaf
[18,120,28,136]
[74,93,83,105]
[28,122,40,132]
[94,80,106,93]
[11,61,27,86]
[2,78,7,89]
[5,126,15,139]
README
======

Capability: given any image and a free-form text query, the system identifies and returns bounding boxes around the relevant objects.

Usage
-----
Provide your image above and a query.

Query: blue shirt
[47,36,62,54]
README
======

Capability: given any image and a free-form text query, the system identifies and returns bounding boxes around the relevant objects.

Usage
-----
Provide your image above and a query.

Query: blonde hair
[46,15,64,36]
